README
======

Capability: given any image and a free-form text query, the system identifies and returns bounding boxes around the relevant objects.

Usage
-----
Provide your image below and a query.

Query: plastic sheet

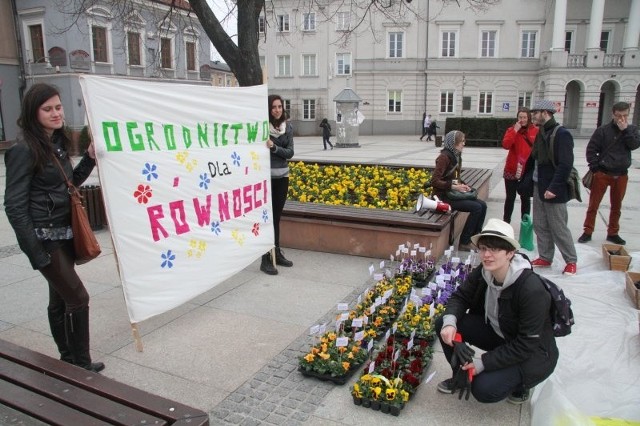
[530,245,640,426]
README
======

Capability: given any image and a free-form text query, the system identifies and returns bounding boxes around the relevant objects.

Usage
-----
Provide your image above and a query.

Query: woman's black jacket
[444,265,559,388]
[4,136,96,269]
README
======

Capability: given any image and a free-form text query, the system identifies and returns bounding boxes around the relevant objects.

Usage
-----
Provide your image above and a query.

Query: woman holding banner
[261,94,295,275]
[4,83,104,372]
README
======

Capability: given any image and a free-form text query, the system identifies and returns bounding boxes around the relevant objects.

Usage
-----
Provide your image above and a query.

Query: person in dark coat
[261,94,295,275]
[436,219,559,404]
[527,99,578,275]
[4,83,104,372]
[319,118,334,150]
[578,101,640,245]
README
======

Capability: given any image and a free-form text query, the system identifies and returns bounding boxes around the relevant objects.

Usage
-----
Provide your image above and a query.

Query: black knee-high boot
[47,306,73,364]
[64,308,105,373]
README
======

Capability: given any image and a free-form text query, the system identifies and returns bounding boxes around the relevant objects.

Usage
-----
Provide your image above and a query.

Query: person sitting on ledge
[435,218,559,404]
[430,130,487,251]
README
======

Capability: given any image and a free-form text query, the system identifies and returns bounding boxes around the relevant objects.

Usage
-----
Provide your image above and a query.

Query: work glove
[451,365,475,400]
[450,332,475,369]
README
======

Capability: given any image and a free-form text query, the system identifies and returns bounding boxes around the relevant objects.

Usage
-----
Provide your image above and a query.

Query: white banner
[79,76,273,323]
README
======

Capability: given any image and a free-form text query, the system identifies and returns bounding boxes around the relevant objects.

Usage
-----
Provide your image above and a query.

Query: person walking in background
[431,130,487,251]
[427,119,439,142]
[261,95,295,275]
[501,107,538,223]
[528,100,578,275]
[436,219,558,404]
[578,102,639,245]
[4,83,104,372]
[319,118,334,150]
[420,113,431,141]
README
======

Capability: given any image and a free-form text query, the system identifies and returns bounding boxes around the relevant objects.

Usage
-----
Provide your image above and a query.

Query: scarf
[270,122,286,139]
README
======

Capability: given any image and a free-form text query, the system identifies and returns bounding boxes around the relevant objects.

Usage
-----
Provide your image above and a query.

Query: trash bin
[435,135,443,147]
[79,185,108,230]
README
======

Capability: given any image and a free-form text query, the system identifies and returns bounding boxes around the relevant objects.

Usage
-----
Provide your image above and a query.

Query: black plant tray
[298,363,362,385]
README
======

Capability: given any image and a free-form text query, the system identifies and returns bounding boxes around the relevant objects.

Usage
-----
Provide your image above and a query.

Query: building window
[127,32,141,65]
[258,16,265,33]
[336,53,351,75]
[389,32,404,58]
[441,31,456,57]
[303,13,315,31]
[92,26,108,62]
[388,90,402,113]
[303,99,316,120]
[302,54,317,76]
[283,99,291,115]
[160,37,173,69]
[479,91,493,114]
[480,30,497,58]
[277,55,291,77]
[521,31,537,58]
[440,91,454,113]
[186,41,196,71]
[336,12,350,31]
[565,31,573,52]
[29,24,45,62]
[518,92,532,108]
[600,30,610,52]
[277,14,290,32]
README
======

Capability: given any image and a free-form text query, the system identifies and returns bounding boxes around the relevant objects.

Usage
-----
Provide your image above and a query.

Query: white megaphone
[415,194,451,215]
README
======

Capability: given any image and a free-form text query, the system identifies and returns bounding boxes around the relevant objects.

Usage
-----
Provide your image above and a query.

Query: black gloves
[450,341,475,369]
[451,366,473,400]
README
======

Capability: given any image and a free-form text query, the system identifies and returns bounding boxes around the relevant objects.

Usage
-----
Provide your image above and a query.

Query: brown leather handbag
[53,156,101,265]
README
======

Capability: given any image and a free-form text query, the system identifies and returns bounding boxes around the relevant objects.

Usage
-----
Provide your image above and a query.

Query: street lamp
[461,72,466,117]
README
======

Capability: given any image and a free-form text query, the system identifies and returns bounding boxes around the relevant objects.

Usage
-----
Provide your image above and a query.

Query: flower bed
[287,162,432,210]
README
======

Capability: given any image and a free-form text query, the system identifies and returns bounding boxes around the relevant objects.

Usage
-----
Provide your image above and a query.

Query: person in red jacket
[501,107,538,223]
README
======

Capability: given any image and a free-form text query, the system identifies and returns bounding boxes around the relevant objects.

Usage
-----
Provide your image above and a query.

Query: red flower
[252,223,260,236]
[381,367,393,379]
[403,373,420,388]
[133,184,152,204]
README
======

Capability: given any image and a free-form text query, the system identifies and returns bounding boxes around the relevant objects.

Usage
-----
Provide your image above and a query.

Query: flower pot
[362,398,372,408]
[370,400,381,411]
[380,402,390,414]
[390,405,402,416]
[352,396,362,406]
[413,278,428,288]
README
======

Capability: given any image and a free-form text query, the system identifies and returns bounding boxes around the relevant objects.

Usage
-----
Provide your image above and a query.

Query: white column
[623,0,640,50]
[551,0,568,50]
[586,0,606,50]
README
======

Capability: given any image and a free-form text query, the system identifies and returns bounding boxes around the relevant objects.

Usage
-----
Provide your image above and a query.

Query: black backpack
[521,269,575,337]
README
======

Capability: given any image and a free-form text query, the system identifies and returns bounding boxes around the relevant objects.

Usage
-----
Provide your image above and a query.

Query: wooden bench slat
[0,380,112,426]
[0,358,168,426]
[0,339,209,426]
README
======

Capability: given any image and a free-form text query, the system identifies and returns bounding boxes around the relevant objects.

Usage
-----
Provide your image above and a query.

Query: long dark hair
[517,107,532,125]
[268,94,287,128]
[17,83,69,171]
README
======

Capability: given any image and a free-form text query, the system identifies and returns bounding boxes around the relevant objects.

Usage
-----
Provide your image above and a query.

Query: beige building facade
[259,0,640,136]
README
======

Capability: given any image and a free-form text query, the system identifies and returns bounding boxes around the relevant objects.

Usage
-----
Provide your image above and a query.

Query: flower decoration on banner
[210,221,222,235]
[187,239,206,258]
[160,250,175,269]
[176,151,198,172]
[251,151,261,171]
[142,162,158,181]
[133,184,153,204]
[287,162,432,210]
[251,223,260,236]
[262,209,269,223]
[231,152,241,167]
[199,173,210,190]
[231,229,245,246]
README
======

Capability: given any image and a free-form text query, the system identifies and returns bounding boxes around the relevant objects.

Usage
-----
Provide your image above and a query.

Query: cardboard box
[602,244,632,271]
[625,272,640,310]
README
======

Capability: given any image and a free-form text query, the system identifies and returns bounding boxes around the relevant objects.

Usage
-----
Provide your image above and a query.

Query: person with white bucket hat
[435,218,558,404]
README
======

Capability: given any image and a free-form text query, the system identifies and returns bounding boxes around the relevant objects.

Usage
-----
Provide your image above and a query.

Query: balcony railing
[567,54,586,68]
[604,53,624,68]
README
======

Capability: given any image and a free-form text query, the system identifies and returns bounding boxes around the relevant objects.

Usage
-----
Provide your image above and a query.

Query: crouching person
[435,218,558,403]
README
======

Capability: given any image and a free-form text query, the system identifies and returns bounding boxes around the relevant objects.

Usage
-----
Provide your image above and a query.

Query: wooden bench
[280,167,492,259]
[0,339,209,426]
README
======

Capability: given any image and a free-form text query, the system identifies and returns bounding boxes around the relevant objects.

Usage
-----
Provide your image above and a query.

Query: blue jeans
[447,198,487,245]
